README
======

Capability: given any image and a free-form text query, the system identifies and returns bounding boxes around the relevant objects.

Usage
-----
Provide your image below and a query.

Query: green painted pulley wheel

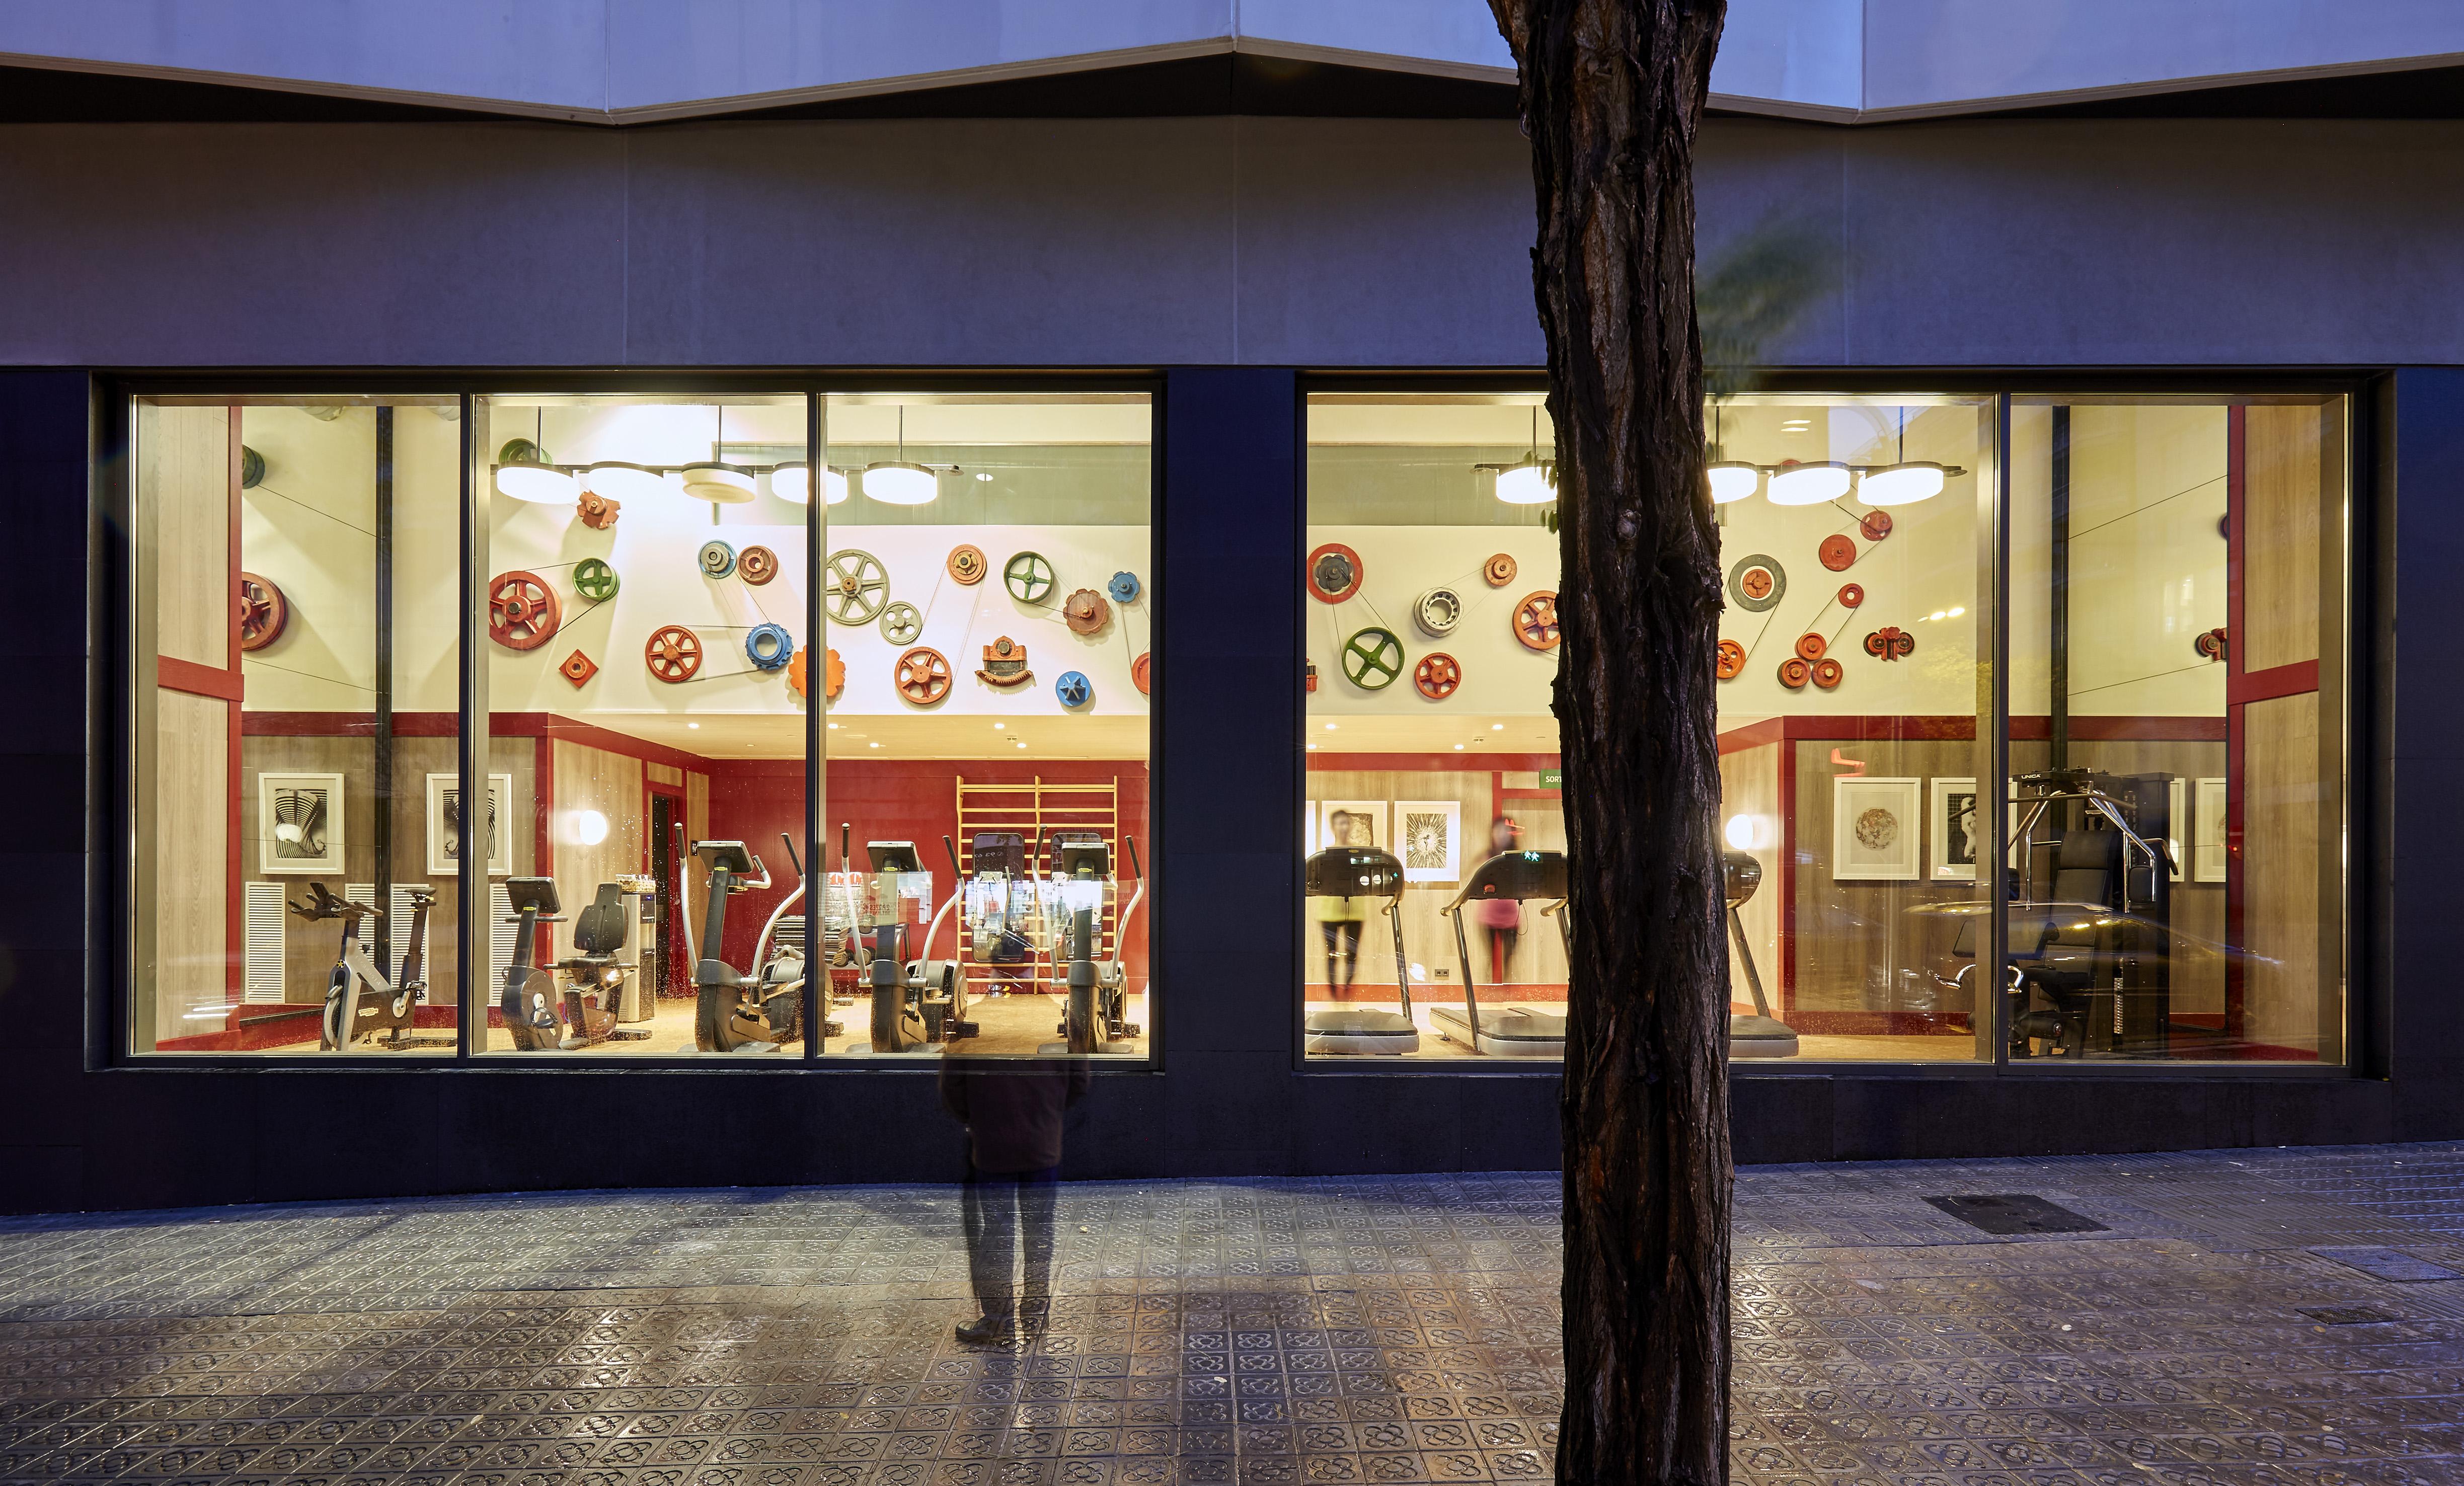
[572,558,620,602]
[1004,551,1055,604]
[1341,627,1406,690]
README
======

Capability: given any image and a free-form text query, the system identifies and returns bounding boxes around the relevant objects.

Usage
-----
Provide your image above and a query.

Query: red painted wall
[701,758,1151,980]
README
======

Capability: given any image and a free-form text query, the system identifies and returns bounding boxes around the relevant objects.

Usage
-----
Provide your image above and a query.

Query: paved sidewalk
[3,1143,2463,1484]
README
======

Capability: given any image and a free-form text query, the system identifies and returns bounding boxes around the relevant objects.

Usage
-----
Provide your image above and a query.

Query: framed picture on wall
[257,770,346,876]
[2194,776,2227,883]
[1395,800,1462,884]
[2167,776,2187,883]
[427,772,514,878]
[1834,776,1921,882]
[1929,776,1979,881]
[1319,800,1385,854]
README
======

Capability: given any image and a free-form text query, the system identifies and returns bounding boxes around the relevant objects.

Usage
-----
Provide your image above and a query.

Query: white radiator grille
[389,883,432,982]
[242,882,286,1003]
[489,883,516,983]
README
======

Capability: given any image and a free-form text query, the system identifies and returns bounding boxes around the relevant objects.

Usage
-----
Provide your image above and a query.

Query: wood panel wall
[1787,739,1981,1017]
[153,690,228,1045]
[2242,405,2323,674]
[1718,742,1781,1013]
[552,738,647,924]
[144,404,230,668]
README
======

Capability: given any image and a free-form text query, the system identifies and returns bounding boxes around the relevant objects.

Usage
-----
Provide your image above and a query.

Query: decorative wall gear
[645,625,703,683]
[1050,589,1103,636]
[823,549,890,624]
[1306,543,1365,603]
[1864,627,1915,661]
[745,623,795,671]
[1413,652,1462,700]
[1484,553,1518,587]
[1794,632,1828,662]
[894,646,952,705]
[947,544,988,585]
[576,490,621,530]
[1107,570,1142,604]
[697,540,737,579]
[737,544,779,585]
[1727,554,1786,612]
[236,571,288,651]
[239,445,266,490]
[1131,651,1151,695]
[1415,586,1464,638]
[1715,639,1746,680]
[1818,533,1858,572]
[1304,659,1319,693]
[1003,551,1056,604]
[977,635,1034,686]
[1837,582,1865,609]
[789,646,843,700]
[571,558,620,602]
[1811,657,1844,689]
[879,602,922,646]
[787,646,808,697]
[2195,627,2229,661]
[1054,670,1093,708]
[486,570,562,651]
[559,650,598,687]
[1859,510,1894,542]
[1512,591,1563,651]
[1340,627,1405,689]
[1777,657,1811,689]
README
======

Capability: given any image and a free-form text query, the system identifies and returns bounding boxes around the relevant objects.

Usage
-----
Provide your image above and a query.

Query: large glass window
[132,397,464,1055]
[818,394,1153,1061]
[2003,397,2347,1063]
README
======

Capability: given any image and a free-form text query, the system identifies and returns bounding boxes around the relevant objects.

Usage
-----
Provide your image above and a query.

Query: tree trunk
[1486,3,1732,1484]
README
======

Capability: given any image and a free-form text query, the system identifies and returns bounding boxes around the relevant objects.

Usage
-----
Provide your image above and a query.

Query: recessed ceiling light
[686,722,699,730]
[993,722,1005,730]
[1305,743,1318,751]
[974,472,993,482]
[827,722,839,730]
[1324,723,1337,731]
[1491,723,1504,731]
[1453,743,1465,751]
[869,741,880,749]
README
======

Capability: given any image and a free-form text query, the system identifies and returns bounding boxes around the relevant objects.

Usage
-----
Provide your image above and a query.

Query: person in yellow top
[1315,809,1374,998]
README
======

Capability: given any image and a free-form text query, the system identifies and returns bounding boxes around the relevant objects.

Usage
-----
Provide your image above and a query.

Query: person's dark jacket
[940,1058,1092,1172]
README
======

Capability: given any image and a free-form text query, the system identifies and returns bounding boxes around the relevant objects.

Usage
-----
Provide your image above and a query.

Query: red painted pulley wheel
[1837,583,1865,609]
[1818,534,1857,572]
[1795,632,1827,662]
[1306,543,1365,603]
[236,571,287,651]
[645,625,702,683]
[1715,639,1745,680]
[1811,657,1843,689]
[1859,510,1893,542]
[1777,657,1811,690]
[1413,652,1462,700]
[487,570,562,651]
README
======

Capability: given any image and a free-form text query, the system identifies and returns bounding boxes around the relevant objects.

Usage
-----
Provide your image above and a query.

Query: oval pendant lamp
[679,404,758,504]
[1859,406,1946,506]
[494,407,577,504]
[862,407,939,505]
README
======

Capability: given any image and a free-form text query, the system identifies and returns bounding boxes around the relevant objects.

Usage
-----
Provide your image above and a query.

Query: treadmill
[1428,849,1570,1058]
[1302,846,1421,1056]
[1723,849,1799,1058]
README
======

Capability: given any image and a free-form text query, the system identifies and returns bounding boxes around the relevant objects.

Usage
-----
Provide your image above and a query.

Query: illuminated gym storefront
[129,389,1153,1063]
[1298,390,2348,1069]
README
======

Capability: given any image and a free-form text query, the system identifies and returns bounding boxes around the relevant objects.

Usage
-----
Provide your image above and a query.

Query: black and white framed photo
[427,772,514,877]
[1929,776,1980,881]
[1833,775,1921,882]
[257,771,345,876]
[2194,776,2227,883]
[1395,799,1461,884]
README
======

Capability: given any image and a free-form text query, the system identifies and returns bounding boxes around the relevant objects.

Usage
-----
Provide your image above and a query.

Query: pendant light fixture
[768,463,851,506]
[1766,462,1852,505]
[861,407,939,505]
[1706,405,1760,503]
[494,407,578,504]
[1483,405,1558,505]
[678,405,757,504]
[1858,407,1947,506]
[583,461,669,503]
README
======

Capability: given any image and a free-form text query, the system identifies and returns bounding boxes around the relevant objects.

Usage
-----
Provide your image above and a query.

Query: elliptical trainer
[847,827,970,1054]
[291,881,436,1051]
[680,823,799,1053]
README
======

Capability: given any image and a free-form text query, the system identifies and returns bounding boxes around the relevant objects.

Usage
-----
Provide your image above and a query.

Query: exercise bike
[555,879,657,1049]
[847,827,972,1053]
[1429,849,1570,1058]
[292,881,436,1051]
[681,825,804,1053]
[1301,844,1420,1055]
[1042,830,1144,1055]
[750,832,837,1042]
[499,877,565,1051]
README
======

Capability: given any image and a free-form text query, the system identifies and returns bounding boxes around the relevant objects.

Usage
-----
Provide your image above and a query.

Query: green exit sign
[1538,768,1562,789]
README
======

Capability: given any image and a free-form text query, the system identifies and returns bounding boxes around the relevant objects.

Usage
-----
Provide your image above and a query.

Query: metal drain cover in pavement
[2309,1245,2462,1282]
[1926,1194,2108,1235]
[2298,1305,2401,1324]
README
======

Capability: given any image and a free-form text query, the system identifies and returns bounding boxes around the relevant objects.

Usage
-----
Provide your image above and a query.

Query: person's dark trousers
[963,1161,1059,1329]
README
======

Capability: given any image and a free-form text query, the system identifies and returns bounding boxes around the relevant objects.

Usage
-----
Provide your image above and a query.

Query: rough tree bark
[1485,3,1732,1484]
